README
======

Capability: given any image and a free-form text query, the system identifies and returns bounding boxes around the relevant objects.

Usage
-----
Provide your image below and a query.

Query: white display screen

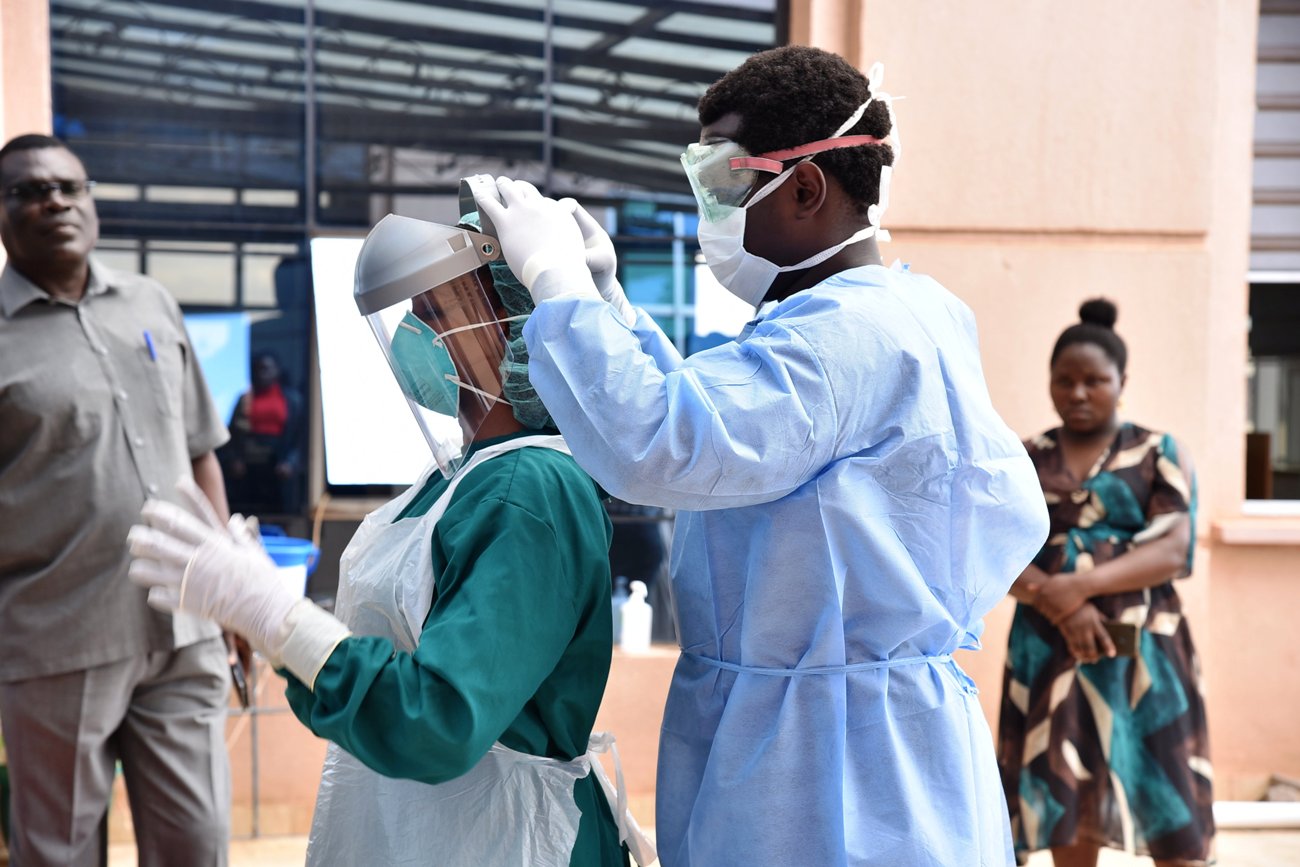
[310,237,452,487]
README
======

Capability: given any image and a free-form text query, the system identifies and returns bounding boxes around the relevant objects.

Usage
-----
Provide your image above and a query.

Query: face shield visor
[354,214,517,478]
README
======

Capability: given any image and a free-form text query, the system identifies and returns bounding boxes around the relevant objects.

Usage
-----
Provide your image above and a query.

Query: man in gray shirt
[0,134,233,865]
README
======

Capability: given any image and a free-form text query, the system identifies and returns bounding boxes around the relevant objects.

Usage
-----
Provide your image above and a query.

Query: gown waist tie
[682,651,979,693]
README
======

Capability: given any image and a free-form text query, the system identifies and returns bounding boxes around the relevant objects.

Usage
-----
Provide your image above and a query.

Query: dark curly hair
[1050,298,1128,374]
[697,45,894,217]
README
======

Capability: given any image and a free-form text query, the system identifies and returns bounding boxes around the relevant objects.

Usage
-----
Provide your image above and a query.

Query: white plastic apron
[306,435,654,866]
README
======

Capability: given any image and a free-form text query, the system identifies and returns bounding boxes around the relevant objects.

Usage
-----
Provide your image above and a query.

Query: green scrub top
[284,432,626,866]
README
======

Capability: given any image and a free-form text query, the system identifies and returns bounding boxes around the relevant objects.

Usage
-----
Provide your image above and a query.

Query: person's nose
[1069,382,1088,403]
[41,190,73,211]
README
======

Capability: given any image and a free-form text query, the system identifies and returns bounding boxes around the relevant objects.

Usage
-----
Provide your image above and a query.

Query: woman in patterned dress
[998,299,1214,866]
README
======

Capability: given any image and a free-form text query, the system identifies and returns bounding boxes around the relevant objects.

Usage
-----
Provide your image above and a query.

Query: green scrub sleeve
[283,495,585,784]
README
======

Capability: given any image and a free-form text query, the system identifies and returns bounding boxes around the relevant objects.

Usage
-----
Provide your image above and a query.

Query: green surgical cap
[459,211,555,432]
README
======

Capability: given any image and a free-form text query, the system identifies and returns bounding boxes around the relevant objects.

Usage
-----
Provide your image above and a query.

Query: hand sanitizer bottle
[619,580,653,654]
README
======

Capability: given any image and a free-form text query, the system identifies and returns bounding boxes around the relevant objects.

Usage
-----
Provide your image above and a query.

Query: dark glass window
[1247,282,1300,500]
[52,0,309,232]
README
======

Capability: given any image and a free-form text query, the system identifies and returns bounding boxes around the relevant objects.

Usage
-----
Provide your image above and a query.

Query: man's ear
[786,161,828,220]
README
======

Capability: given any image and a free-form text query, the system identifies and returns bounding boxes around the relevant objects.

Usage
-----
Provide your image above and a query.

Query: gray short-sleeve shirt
[0,259,229,681]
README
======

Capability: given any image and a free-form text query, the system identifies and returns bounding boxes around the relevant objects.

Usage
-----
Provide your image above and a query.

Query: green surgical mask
[389,312,460,417]
[389,310,528,418]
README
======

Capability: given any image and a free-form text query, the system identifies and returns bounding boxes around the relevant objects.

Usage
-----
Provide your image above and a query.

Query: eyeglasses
[3,180,97,204]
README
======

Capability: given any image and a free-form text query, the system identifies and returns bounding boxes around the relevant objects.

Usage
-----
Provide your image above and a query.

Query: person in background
[998,299,1213,867]
[127,205,648,866]
[220,350,305,516]
[0,133,233,866]
[474,45,1048,867]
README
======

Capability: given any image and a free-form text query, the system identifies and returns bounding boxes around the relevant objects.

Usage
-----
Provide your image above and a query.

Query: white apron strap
[399,434,571,640]
[586,731,657,867]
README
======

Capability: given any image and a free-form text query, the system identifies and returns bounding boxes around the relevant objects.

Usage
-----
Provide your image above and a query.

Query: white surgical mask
[696,166,887,307]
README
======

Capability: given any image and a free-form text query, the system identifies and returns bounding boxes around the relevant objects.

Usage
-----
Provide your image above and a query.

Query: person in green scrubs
[127,202,644,866]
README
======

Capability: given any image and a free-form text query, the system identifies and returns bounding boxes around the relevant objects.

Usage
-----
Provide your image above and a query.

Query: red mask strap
[729,134,884,174]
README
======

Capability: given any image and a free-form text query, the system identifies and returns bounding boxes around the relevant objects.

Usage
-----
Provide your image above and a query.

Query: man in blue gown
[476,46,1049,867]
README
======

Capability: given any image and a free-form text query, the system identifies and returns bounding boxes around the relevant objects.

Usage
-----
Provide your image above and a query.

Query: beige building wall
[0,0,51,148]
[791,0,1299,798]
[0,0,52,274]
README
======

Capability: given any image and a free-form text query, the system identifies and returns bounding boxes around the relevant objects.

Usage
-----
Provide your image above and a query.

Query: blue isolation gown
[524,265,1049,867]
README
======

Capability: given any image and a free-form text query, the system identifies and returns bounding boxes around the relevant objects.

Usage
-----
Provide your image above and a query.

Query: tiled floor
[107,829,1300,866]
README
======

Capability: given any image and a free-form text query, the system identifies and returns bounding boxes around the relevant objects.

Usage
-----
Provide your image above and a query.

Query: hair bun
[1078,298,1118,330]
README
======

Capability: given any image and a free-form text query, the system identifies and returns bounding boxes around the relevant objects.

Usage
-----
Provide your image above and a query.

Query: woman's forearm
[1075,515,1190,597]
[1010,563,1051,604]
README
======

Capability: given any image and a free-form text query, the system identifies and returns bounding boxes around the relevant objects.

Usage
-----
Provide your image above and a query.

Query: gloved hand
[127,478,351,689]
[564,200,637,326]
[474,178,599,305]
[127,479,299,660]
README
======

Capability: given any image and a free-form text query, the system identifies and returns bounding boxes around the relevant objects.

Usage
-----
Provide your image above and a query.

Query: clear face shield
[354,213,517,478]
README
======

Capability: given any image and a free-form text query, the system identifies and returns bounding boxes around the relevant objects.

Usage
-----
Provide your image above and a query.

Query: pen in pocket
[143,330,157,361]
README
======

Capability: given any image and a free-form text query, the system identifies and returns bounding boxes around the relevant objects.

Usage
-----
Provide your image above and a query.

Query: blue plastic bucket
[259,535,319,596]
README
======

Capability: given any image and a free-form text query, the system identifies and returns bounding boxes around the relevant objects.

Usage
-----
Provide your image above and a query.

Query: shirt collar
[0,256,114,319]
[85,258,114,298]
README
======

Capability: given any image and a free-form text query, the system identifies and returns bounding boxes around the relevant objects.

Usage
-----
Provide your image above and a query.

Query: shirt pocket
[139,331,186,419]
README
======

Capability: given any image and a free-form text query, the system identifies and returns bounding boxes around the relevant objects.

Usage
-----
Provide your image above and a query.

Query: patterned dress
[998,423,1214,864]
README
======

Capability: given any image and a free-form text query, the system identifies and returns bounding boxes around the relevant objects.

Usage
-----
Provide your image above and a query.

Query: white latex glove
[563,200,637,326]
[474,178,599,304]
[128,478,350,688]
[125,479,252,610]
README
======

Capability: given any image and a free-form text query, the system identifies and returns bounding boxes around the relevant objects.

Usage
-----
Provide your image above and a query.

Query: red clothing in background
[248,382,289,436]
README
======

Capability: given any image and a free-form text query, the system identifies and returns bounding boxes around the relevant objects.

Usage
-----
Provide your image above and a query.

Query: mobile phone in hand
[230,659,250,709]
[1103,621,1141,658]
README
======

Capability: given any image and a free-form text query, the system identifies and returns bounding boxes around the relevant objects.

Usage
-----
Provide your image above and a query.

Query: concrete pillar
[788,0,865,59]
[1,0,52,143]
